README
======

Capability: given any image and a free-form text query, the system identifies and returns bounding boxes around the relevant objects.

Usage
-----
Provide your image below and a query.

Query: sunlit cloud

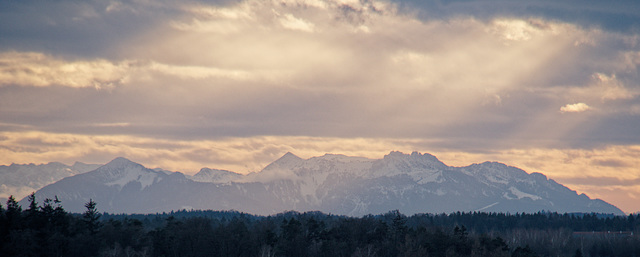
[490,19,549,42]
[91,122,132,128]
[0,52,132,89]
[0,52,289,89]
[1,0,640,212]
[277,13,316,32]
[147,62,277,81]
[591,73,635,101]
[560,103,591,113]
[1,0,638,148]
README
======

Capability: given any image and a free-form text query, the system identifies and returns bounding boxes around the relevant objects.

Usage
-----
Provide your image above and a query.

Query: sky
[1,0,639,213]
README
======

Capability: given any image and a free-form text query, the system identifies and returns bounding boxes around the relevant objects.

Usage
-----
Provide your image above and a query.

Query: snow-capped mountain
[20,152,624,216]
[19,157,287,214]
[0,161,100,203]
[190,168,243,183]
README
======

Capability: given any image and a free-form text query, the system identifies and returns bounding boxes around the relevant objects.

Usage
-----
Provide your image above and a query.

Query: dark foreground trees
[1,195,639,257]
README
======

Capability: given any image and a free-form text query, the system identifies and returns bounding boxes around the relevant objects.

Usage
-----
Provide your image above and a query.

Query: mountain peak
[90,157,163,191]
[281,152,302,160]
[194,167,240,176]
[410,151,443,161]
[382,151,446,167]
[259,152,304,173]
[275,152,303,164]
[104,157,140,168]
[92,157,147,181]
[17,151,625,215]
[192,168,242,183]
[385,151,406,157]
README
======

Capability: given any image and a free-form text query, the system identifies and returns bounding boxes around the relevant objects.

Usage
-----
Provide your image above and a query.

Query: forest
[1,194,639,257]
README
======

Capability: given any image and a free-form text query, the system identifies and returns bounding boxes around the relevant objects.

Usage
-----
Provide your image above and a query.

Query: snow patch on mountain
[0,161,100,202]
[97,157,160,190]
[104,167,158,190]
[243,166,296,183]
[476,202,500,211]
[191,168,243,183]
[461,162,530,186]
[242,152,303,183]
[513,187,541,200]
[368,151,447,184]
[504,187,542,200]
[264,152,304,171]
[19,152,625,216]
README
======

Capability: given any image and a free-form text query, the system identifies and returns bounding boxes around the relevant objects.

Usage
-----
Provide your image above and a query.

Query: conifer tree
[5,196,21,228]
[83,199,101,234]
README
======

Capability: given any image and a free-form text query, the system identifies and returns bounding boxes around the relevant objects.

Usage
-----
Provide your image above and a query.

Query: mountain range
[17,151,624,216]
[0,161,100,204]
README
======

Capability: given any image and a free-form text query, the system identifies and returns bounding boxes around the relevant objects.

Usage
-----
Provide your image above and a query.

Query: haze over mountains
[0,162,101,204]
[16,152,624,216]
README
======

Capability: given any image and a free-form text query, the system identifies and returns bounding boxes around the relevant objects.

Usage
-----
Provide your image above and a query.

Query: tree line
[1,194,639,257]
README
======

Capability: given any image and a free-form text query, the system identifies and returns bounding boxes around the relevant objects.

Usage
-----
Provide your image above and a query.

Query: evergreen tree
[573,249,583,257]
[83,199,101,234]
[453,225,471,255]
[512,245,538,257]
[25,193,41,232]
[5,196,21,230]
[26,193,38,216]
[390,210,408,256]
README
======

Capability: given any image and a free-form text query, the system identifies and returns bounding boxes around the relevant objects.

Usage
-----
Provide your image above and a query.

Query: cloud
[91,122,132,128]
[277,13,316,32]
[591,73,635,101]
[146,62,278,81]
[395,0,640,33]
[0,131,424,173]
[560,103,591,113]
[591,158,632,168]
[0,52,132,89]
[2,130,639,177]
[0,52,289,89]
[490,19,547,42]
[562,176,640,187]
[0,0,638,148]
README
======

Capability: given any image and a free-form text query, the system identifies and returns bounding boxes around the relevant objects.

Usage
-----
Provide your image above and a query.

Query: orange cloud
[560,102,590,113]
[0,52,132,89]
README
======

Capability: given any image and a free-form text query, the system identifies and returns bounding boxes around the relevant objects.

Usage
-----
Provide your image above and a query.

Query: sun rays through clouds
[1,0,639,212]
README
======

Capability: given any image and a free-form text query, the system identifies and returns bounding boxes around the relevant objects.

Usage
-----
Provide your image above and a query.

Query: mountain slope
[190,168,243,183]
[20,152,624,216]
[1,161,100,203]
[20,157,289,214]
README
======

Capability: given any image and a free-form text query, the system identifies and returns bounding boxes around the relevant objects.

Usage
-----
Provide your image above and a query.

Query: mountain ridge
[17,152,624,216]
[1,161,101,204]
